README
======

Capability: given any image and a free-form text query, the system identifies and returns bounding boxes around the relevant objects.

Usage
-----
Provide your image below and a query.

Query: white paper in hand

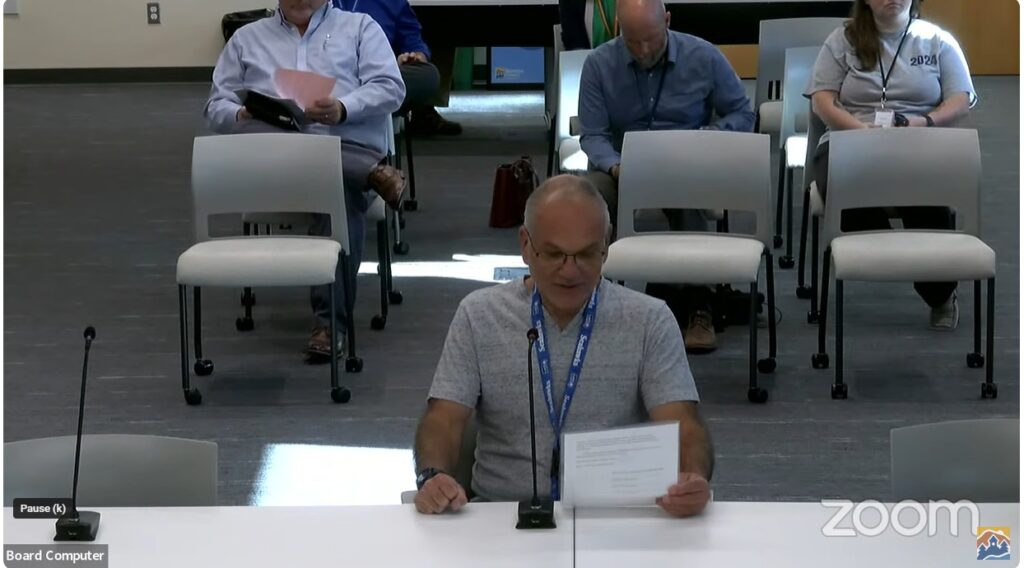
[560,422,679,507]
[274,69,336,110]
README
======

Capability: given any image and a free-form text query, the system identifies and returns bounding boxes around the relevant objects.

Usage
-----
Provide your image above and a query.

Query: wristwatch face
[416,468,438,489]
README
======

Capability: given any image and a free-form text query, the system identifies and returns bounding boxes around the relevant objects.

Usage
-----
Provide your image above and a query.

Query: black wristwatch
[416,467,443,490]
[924,113,935,127]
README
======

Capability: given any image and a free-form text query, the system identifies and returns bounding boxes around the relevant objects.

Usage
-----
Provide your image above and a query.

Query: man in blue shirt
[206,0,406,360]
[333,0,462,135]
[578,0,754,353]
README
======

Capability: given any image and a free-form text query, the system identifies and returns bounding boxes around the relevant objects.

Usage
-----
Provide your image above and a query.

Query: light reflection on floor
[250,444,417,506]
[359,253,529,283]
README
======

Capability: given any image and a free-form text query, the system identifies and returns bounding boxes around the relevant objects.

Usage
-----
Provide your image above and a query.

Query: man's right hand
[414,472,468,514]
[236,107,252,121]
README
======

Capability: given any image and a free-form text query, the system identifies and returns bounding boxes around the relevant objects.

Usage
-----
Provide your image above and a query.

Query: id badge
[874,110,895,128]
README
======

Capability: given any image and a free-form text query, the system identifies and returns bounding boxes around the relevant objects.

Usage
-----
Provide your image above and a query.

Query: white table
[3,503,574,568]
[8,502,1013,566]
[574,502,1020,566]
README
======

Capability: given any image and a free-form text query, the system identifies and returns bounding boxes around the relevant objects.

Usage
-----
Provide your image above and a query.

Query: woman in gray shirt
[806,0,977,330]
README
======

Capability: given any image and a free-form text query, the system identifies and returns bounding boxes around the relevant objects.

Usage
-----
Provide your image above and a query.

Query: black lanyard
[877,18,914,108]
[636,49,670,130]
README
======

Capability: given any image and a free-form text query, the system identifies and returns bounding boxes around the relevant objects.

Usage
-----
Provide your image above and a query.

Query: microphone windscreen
[527,328,539,341]
[83,326,96,341]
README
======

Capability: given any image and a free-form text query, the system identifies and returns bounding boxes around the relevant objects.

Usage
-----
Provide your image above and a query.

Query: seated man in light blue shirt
[578,0,754,353]
[205,0,406,361]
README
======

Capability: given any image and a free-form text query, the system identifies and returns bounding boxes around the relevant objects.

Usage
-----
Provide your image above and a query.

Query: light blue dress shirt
[205,3,405,155]
[579,31,755,173]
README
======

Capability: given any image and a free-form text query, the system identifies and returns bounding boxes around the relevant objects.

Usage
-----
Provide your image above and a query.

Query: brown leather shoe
[367,164,406,209]
[306,326,344,363]
[684,310,718,354]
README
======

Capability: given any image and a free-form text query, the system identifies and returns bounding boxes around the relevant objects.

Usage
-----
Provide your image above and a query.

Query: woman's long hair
[844,0,922,70]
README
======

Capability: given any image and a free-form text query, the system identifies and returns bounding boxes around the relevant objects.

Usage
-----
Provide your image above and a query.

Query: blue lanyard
[531,285,599,501]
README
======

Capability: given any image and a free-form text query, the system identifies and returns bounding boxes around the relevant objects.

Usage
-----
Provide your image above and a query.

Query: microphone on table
[54,326,101,541]
[516,327,556,530]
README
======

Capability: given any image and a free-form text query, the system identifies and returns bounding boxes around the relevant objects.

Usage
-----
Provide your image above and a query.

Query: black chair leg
[179,285,201,405]
[340,253,362,373]
[546,116,556,178]
[403,112,418,211]
[832,279,847,399]
[812,250,831,369]
[766,257,777,361]
[774,147,786,249]
[796,189,811,297]
[967,280,984,369]
[372,220,389,331]
[747,279,768,403]
[981,278,997,399]
[808,216,820,323]
[329,283,351,403]
[779,168,795,269]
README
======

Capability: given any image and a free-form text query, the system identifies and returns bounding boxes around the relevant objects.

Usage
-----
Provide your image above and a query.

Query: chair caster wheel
[393,242,410,255]
[240,291,255,307]
[403,200,418,212]
[331,387,352,404]
[371,315,387,330]
[184,388,202,405]
[981,382,998,399]
[812,353,829,369]
[807,311,819,324]
[388,291,404,305]
[345,357,363,373]
[773,235,783,249]
[194,359,214,376]
[778,256,795,269]
[747,388,768,404]
[757,358,776,373]
[235,317,255,332]
[831,383,848,399]
[966,352,985,368]
[796,286,812,299]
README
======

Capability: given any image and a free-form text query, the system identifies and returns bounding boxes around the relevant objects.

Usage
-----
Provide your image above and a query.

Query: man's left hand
[307,98,345,125]
[656,472,710,517]
[398,51,429,65]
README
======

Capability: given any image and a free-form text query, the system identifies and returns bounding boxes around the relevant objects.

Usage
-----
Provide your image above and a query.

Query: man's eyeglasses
[525,230,607,268]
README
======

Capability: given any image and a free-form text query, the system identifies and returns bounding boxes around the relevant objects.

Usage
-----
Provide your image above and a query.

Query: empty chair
[602,130,777,403]
[891,419,1019,503]
[754,17,845,138]
[811,128,996,400]
[4,434,217,507]
[773,46,821,271]
[795,104,828,323]
[177,133,358,405]
[553,49,592,174]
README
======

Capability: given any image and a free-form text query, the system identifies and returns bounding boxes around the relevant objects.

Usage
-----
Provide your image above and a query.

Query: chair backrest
[755,17,845,109]
[617,130,772,246]
[191,133,349,251]
[556,49,592,143]
[802,99,828,191]
[780,46,821,148]
[891,419,1019,503]
[823,128,982,246]
[4,434,218,507]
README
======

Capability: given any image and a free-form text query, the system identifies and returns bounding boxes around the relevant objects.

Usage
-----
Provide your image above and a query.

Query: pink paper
[274,69,337,110]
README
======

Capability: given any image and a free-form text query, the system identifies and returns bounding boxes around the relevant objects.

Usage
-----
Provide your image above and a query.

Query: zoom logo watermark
[821,500,980,537]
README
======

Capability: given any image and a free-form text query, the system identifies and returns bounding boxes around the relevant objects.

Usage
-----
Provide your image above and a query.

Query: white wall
[3,0,274,69]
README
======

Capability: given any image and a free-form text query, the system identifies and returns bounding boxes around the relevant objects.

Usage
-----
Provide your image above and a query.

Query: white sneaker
[929,294,959,331]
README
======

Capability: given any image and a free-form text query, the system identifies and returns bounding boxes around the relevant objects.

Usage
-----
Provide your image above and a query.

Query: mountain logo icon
[976,526,1011,561]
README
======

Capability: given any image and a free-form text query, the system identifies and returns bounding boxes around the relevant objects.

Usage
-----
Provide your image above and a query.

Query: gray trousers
[585,169,715,315]
[310,141,385,329]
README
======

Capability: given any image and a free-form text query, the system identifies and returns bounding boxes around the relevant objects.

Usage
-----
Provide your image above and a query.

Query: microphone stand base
[54,511,100,541]
[516,499,556,529]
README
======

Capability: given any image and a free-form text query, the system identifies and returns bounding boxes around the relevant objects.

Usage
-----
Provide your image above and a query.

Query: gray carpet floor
[3,77,1018,506]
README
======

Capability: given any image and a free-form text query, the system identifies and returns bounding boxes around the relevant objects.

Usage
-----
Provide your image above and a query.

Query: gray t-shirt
[806,19,977,142]
[428,278,699,502]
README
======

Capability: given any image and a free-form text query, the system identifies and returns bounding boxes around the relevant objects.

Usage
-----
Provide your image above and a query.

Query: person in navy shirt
[577,0,754,354]
[333,0,461,135]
